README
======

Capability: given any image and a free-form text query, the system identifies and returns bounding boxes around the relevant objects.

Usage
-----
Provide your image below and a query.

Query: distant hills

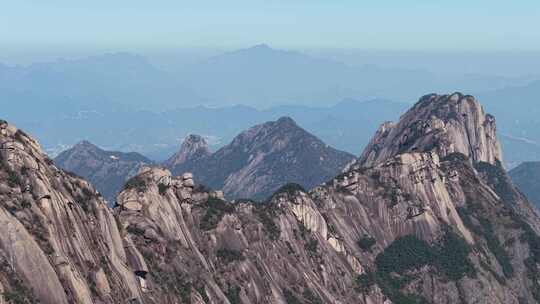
[21,98,407,161]
[0,53,202,112]
[2,45,532,112]
[56,118,355,201]
[2,45,540,167]
[177,44,530,107]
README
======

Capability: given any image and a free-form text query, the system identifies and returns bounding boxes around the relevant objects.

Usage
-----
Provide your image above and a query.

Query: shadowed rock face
[165,117,356,200]
[54,141,152,204]
[510,161,540,209]
[2,93,540,304]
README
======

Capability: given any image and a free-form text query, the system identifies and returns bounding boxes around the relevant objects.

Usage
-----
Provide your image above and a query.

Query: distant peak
[164,134,211,168]
[75,140,98,148]
[275,116,297,127]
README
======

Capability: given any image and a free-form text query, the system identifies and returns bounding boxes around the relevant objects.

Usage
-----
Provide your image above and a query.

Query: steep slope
[3,92,540,303]
[163,134,211,172]
[55,140,152,204]
[0,53,202,111]
[510,161,540,209]
[116,93,540,304]
[0,120,145,303]
[165,117,356,200]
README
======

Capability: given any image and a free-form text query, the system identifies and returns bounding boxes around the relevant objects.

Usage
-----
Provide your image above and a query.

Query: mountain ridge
[54,140,152,204]
[165,116,356,200]
[2,92,540,303]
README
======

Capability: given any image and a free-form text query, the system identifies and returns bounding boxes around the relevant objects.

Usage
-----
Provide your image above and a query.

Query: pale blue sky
[1,0,539,52]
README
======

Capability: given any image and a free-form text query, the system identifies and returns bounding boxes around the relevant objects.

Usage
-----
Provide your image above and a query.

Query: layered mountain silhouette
[54,140,152,204]
[164,117,356,200]
[162,134,211,171]
[178,44,526,107]
[54,118,355,202]
[4,46,537,167]
[2,93,540,303]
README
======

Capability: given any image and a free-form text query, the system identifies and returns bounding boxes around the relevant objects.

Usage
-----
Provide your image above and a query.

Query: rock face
[163,134,211,172]
[3,92,540,304]
[360,93,503,167]
[112,92,540,303]
[165,117,356,200]
[510,161,540,209]
[55,140,152,204]
[0,120,144,303]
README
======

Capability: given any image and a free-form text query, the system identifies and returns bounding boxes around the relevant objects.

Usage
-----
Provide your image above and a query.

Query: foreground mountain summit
[1,93,540,303]
[165,116,356,200]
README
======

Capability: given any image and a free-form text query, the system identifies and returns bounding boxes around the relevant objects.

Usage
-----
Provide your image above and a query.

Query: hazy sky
[2,0,540,53]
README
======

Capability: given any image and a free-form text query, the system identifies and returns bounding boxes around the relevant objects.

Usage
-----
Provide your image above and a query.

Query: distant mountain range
[3,45,540,167]
[177,44,532,107]
[56,117,355,201]
[165,117,356,200]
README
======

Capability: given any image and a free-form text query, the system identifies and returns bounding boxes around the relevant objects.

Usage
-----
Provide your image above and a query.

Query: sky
[2,0,540,55]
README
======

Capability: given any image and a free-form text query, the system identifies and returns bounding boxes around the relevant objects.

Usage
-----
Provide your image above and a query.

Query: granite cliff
[0,120,145,303]
[2,93,540,303]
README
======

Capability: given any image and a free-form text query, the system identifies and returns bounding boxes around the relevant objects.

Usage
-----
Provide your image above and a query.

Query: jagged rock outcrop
[360,93,503,167]
[0,120,144,303]
[163,134,211,173]
[164,117,356,200]
[114,94,540,303]
[115,167,373,303]
[3,92,540,304]
[510,161,540,210]
[55,140,152,204]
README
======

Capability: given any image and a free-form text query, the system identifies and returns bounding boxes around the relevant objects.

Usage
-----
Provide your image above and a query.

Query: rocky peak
[275,116,296,126]
[54,140,152,204]
[164,117,355,200]
[230,116,309,151]
[359,92,503,167]
[73,140,95,149]
[164,134,211,169]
